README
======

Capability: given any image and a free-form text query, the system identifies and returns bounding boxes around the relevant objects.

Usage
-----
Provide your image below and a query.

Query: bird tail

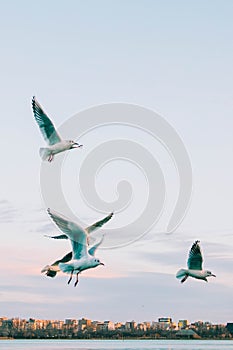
[58,262,74,274]
[39,147,50,161]
[176,268,187,279]
[41,264,59,278]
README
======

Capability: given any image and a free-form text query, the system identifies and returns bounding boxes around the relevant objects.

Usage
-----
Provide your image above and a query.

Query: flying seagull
[176,240,216,283]
[32,96,82,162]
[41,211,113,278]
[46,208,106,286]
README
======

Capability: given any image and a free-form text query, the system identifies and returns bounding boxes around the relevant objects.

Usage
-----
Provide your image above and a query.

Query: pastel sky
[1,0,233,324]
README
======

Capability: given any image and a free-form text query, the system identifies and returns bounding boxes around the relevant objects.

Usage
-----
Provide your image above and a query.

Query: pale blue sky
[0,0,233,323]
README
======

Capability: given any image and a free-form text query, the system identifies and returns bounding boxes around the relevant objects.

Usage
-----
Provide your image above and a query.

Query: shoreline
[1,337,232,341]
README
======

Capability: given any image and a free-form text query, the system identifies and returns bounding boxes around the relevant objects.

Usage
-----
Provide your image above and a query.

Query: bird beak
[72,143,83,148]
[100,262,105,266]
[211,274,216,277]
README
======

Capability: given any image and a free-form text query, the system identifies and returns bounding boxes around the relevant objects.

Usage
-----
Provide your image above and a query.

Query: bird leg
[74,273,80,287]
[181,275,188,283]
[48,154,54,162]
[67,270,74,284]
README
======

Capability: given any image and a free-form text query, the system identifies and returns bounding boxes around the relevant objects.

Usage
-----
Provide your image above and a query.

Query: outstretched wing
[32,96,61,145]
[46,212,114,241]
[47,208,88,260]
[88,235,104,256]
[187,240,203,270]
[85,212,114,234]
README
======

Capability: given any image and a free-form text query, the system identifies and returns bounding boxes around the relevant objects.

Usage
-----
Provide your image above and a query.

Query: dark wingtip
[31,96,36,112]
[46,270,57,278]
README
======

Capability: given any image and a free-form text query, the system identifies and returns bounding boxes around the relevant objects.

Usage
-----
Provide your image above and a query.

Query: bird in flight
[32,96,82,162]
[41,211,113,278]
[45,209,107,286]
[176,240,216,283]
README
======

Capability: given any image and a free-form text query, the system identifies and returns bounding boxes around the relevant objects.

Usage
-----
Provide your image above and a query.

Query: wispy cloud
[1,272,232,323]
[0,199,18,223]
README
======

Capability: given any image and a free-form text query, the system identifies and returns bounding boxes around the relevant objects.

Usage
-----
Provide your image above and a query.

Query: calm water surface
[0,339,233,350]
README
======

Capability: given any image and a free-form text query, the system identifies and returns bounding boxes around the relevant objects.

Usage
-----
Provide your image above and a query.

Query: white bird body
[32,97,82,162]
[39,140,80,161]
[59,256,100,274]
[46,208,105,286]
[176,241,216,283]
[176,268,212,281]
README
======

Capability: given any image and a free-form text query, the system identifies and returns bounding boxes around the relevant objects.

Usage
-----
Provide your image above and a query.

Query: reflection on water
[0,339,233,350]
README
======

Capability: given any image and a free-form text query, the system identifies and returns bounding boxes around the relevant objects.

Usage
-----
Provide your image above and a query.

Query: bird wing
[45,212,113,241]
[44,234,68,240]
[187,240,203,270]
[88,235,104,256]
[51,251,73,266]
[32,96,61,145]
[86,212,114,234]
[47,208,88,260]
[41,251,73,278]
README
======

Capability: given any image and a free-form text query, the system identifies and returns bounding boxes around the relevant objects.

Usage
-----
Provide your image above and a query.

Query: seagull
[32,96,82,162]
[41,212,113,278]
[46,208,106,286]
[176,240,216,283]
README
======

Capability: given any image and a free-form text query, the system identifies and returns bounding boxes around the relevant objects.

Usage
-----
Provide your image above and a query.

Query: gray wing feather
[86,212,114,234]
[88,235,104,256]
[187,240,203,270]
[71,242,87,260]
[32,96,61,145]
[47,208,87,259]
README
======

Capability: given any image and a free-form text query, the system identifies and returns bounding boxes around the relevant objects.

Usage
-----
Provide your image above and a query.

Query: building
[143,322,151,330]
[65,319,78,326]
[114,322,123,329]
[104,321,115,331]
[152,317,175,331]
[178,320,189,329]
[125,321,137,331]
[78,318,91,331]
[226,323,233,335]
[137,323,147,331]
[158,317,172,324]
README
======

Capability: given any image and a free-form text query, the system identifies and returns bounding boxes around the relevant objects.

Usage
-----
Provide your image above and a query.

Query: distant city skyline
[0,315,231,326]
[1,315,231,340]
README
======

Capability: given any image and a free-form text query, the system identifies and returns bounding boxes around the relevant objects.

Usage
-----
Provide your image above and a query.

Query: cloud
[0,199,18,223]
[0,271,232,324]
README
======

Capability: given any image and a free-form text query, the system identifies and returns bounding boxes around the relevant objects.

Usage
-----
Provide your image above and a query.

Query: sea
[0,339,233,350]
